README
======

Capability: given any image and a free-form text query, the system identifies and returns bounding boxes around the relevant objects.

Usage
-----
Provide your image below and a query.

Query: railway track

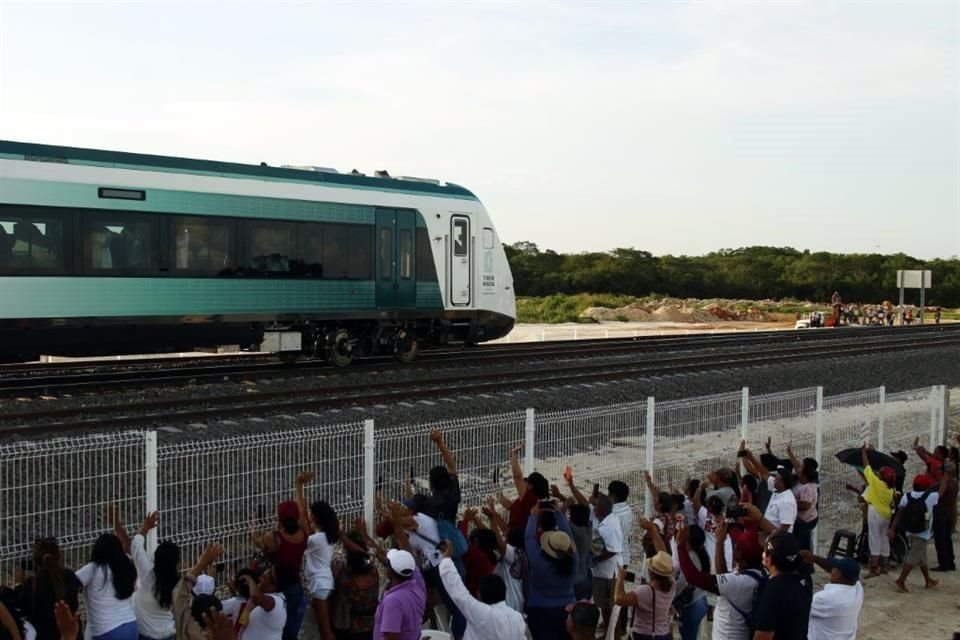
[3,329,958,435]
[1,324,956,398]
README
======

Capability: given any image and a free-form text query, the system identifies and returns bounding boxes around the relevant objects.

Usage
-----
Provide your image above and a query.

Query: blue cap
[827,557,861,582]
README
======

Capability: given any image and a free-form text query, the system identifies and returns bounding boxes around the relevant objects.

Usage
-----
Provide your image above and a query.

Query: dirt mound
[580,305,652,321]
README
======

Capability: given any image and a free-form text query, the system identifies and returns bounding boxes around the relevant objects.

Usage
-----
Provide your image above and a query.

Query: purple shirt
[373,568,426,640]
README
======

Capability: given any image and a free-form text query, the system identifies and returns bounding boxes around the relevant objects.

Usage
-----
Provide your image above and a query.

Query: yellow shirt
[863,466,894,519]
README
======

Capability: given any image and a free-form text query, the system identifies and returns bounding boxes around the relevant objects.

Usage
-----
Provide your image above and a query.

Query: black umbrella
[835,448,905,477]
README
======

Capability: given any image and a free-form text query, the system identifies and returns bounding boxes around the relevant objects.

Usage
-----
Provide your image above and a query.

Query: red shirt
[921,452,945,481]
[508,489,538,532]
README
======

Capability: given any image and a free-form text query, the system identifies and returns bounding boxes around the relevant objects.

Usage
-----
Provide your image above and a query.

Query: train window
[81,213,157,273]
[399,229,413,279]
[483,227,495,249]
[171,217,233,275]
[296,223,324,277]
[0,209,65,273]
[415,228,437,281]
[453,218,468,257]
[346,225,372,279]
[379,227,393,280]
[322,224,348,279]
[245,221,294,274]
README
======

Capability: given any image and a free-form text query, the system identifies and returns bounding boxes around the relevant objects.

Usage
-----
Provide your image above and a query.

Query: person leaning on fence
[784,443,820,552]
[859,446,896,577]
[76,525,138,640]
[125,511,179,640]
[614,518,674,640]
[15,537,80,640]
[676,511,766,640]
[251,498,307,640]
[799,552,863,640]
[504,443,550,534]
[891,473,947,592]
[437,539,526,640]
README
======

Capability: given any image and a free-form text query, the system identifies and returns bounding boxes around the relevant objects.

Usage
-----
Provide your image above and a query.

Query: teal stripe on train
[0,278,378,318]
[0,176,381,224]
[416,281,443,308]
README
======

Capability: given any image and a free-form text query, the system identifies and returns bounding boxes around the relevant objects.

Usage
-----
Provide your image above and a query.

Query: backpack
[728,569,768,634]
[902,490,934,534]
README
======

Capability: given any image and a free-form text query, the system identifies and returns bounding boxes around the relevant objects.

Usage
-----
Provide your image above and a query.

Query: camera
[726,505,748,519]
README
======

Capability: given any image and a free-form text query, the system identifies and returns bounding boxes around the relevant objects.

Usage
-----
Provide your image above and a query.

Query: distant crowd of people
[1,430,958,640]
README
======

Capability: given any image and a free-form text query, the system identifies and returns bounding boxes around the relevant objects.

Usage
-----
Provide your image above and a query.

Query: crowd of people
[0,430,958,640]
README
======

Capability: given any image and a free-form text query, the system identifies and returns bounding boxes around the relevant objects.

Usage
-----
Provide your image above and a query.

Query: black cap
[765,532,802,571]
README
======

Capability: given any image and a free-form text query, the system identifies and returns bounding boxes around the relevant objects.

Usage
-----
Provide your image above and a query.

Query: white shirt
[611,501,634,566]
[592,514,624,579]
[808,582,863,640]
[712,570,764,640]
[75,562,137,637]
[243,593,286,640]
[494,544,524,613]
[698,507,734,573]
[130,534,176,639]
[439,558,527,640]
[899,491,941,540]
[764,489,798,533]
[304,532,335,592]
[221,596,248,622]
[408,513,443,568]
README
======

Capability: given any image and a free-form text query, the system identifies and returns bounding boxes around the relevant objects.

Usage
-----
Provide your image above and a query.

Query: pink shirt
[793,482,819,523]
[631,583,675,637]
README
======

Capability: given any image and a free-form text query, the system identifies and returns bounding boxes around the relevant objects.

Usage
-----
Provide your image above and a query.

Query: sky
[1,1,958,259]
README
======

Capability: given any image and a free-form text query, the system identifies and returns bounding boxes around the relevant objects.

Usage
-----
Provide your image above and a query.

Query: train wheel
[325,328,354,367]
[394,330,419,363]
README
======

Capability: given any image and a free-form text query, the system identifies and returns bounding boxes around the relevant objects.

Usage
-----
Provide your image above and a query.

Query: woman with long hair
[524,504,578,640]
[130,512,179,640]
[331,529,379,640]
[76,533,138,640]
[304,497,340,640]
[17,538,80,640]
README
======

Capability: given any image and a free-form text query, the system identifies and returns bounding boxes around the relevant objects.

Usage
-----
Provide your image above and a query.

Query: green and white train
[0,141,516,364]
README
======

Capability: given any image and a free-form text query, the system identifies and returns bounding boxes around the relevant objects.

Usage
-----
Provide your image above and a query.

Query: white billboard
[896,270,932,289]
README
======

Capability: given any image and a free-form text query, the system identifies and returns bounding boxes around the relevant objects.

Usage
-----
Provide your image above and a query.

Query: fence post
[364,419,375,538]
[645,397,656,517]
[812,387,823,556]
[740,387,749,475]
[524,408,536,477]
[929,386,938,449]
[144,431,158,554]
[941,385,950,445]
[877,386,886,451]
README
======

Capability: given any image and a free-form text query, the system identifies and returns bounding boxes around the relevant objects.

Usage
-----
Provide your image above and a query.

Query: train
[0,140,516,365]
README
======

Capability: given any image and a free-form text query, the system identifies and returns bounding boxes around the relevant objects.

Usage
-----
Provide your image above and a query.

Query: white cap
[193,574,215,596]
[386,549,416,577]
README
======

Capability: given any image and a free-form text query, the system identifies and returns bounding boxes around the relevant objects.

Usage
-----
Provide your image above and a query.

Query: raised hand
[54,601,80,640]
[140,511,160,536]
[296,471,316,485]
[203,608,237,640]
[430,430,444,445]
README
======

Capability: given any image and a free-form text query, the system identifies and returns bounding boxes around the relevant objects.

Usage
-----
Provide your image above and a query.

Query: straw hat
[648,551,674,577]
[540,531,573,559]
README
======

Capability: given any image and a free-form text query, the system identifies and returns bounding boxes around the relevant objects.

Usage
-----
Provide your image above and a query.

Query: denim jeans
[93,621,138,640]
[282,582,307,640]
[677,596,708,640]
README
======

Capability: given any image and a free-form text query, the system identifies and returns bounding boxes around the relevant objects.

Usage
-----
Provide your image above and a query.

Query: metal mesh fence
[883,387,939,481]
[157,421,366,572]
[374,411,526,508]
[654,392,742,498]
[536,401,648,515]
[0,432,147,578]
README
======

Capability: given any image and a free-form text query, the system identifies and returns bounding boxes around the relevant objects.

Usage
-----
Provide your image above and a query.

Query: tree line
[504,243,960,306]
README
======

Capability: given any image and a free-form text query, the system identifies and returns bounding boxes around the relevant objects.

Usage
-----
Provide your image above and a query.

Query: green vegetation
[506,243,960,308]
[516,293,636,323]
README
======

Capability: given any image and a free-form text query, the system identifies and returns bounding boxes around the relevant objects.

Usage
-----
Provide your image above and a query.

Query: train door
[375,209,416,309]
[449,215,471,306]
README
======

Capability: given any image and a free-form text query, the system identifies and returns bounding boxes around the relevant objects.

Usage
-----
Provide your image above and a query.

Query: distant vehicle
[0,140,516,364]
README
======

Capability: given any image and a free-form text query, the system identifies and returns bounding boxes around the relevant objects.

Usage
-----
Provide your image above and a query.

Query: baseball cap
[765,532,802,571]
[879,467,896,486]
[277,500,300,522]
[193,574,215,596]
[729,528,763,565]
[826,557,860,583]
[386,549,416,577]
[914,474,935,491]
[566,600,600,629]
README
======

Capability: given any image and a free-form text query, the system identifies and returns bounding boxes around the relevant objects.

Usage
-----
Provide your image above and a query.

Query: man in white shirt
[438,549,526,640]
[800,552,864,640]
[590,494,623,630]
[891,473,946,592]
[763,468,798,534]
[607,481,634,567]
